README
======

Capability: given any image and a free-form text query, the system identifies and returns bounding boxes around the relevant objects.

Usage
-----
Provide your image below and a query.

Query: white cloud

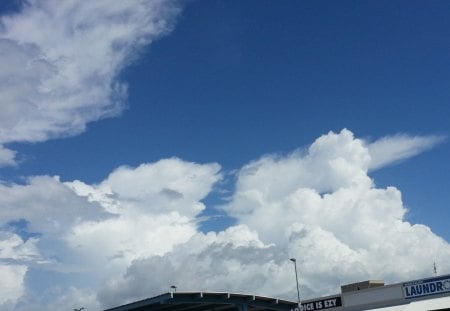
[97,226,294,308]
[0,130,448,310]
[0,233,36,310]
[0,0,182,166]
[13,287,101,311]
[0,232,40,261]
[0,264,27,307]
[367,134,446,170]
[224,129,374,244]
[0,158,222,308]
[0,146,16,167]
[0,176,111,236]
[92,158,222,218]
[221,130,450,294]
[96,130,450,308]
[64,159,222,275]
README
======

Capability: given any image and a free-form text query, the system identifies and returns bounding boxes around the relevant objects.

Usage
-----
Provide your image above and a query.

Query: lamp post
[170,285,177,293]
[290,258,301,310]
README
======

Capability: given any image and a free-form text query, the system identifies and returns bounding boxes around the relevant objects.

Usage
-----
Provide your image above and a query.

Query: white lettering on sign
[403,276,450,299]
[289,296,341,311]
[323,299,337,308]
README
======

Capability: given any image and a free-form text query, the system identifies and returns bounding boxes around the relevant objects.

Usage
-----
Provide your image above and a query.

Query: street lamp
[170,285,177,292]
[290,258,301,310]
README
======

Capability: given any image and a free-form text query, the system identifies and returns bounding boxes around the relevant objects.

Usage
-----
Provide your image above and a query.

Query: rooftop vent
[341,280,385,293]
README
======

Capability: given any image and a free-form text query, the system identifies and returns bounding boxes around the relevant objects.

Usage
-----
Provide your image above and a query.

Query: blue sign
[403,275,450,299]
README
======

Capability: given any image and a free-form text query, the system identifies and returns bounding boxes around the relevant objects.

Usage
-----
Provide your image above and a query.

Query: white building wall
[301,274,450,311]
[343,284,403,308]
[365,296,450,310]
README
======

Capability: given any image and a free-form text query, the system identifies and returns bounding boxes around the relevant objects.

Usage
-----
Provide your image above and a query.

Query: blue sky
[0,1,449,310]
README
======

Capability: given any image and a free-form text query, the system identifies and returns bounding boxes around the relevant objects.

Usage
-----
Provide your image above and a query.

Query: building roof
[103,274,450,311]
[103,292,298,311]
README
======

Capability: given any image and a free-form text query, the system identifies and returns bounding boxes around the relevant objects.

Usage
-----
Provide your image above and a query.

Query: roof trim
[103,292,298,311]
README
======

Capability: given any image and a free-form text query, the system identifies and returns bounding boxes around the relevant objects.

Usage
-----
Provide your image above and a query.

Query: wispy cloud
[367,134,446,171]
[0,0,181,166]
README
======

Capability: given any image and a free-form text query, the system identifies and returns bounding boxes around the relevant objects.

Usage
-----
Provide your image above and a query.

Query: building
[104,274,450,311]
[300,274,450,311]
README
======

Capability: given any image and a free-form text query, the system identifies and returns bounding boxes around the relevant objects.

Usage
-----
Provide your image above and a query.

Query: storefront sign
[403,275,450,299]
[299,296,342,310]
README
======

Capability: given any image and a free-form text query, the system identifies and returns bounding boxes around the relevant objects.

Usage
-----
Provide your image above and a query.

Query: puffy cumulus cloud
[222,129,450,295]
[63,159,222,270]
[286,222,450,297]
[0,176,111,236]
[0,0,182,166]
[0,175,113,308]
[224,129,374,244]
[89,158,222,218]
[0,232,35,309]
[97,225,295,308]
[0,264,27,308]
[0,130,449,310]
[95,130,450,308]
[0,232,40,261]
[0,158,222,309]
[367,133,446,170]
[0,232,38,310]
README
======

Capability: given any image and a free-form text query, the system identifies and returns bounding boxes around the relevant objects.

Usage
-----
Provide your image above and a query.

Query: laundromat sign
[403,275,450,299]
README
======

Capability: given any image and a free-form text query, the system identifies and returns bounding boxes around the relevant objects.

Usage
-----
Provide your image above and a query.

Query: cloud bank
[0,129,448,310]
[0,0,181,166]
